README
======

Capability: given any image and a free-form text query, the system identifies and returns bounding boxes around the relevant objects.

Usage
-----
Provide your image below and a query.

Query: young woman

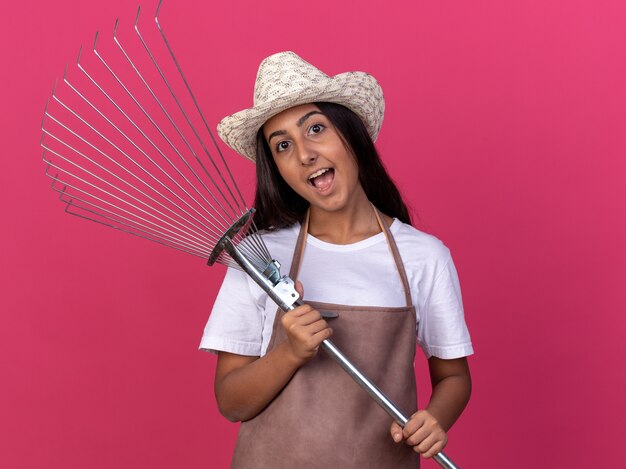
[200,51,473,468]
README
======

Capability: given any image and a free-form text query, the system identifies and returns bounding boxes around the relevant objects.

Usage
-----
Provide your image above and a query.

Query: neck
[307,198,389,245]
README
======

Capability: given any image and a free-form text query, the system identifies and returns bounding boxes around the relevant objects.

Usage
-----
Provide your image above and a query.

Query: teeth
[308,168,329,180]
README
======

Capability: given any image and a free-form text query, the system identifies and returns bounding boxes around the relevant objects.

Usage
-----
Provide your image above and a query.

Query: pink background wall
[2,0,625,467]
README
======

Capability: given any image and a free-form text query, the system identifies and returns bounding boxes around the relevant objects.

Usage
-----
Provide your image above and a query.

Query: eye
[276,140,291,152]
[308,123,325,135]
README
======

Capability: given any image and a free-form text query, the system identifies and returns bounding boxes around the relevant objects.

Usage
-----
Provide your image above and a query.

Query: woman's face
[262,103,365,215]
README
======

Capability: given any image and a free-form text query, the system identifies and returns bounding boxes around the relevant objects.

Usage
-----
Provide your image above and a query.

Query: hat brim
[217,71,384,161]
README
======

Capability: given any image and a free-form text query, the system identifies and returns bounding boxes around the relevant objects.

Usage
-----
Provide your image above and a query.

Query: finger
[295,280,304,297]
[283,314,329,346]
[294,309,324,326]
[305,318,330,334]
[416,433,447,459]
[282,309,314,333]
[405,424,430,447]
[390,422,403,443]
[402,412,426,439]
[311,327,332,344]
[288,321,330,346]
[411,430,436,451]
[422,440,446,459]
[284,304,315,319]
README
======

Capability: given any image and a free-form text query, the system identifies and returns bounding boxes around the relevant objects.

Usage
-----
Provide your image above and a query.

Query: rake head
[40,1,269,273]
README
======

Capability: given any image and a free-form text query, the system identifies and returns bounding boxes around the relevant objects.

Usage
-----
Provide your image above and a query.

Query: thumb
[390,421,403,443]
[295,280,305,298]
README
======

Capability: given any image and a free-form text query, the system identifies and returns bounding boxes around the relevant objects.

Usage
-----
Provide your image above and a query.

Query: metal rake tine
[46,165,90,211]
[41,93,52,130]
[55,183,216,255]
[42,144,221,250]
[51,81,221,238]
[58,186,212,258]
[230,229,268,266]
[40,80,58,141]
[136,5,244,217]
[229,216,272,266]
[42,6,274,272]
[41,124,217,247]
[68,48,232,236]
[155,0,165,26]
[134,5,242,217]
[117,13,241,225]
[154,0,247,210]
[41,79,60,147]
[61,193,213,258]
[50,174,222,255]
[154,1,274,267]
[48,162,221,254]
[58,183,252,267]
[248,219,272,260]
[97,23,271,261]
[92,27,235,231]
[236,239,267,270]
[42,106,217,244]
[93,28,232,229]
[43,156,72,206]
[44,162,60,186]
[46,166,79,212]
[48,90,222,244]
[87,33,229,232]
[254,220,272,257]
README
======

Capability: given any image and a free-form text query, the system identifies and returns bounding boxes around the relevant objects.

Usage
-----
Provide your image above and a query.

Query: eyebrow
[267,111,324,143]
[267,129,287,143]
[297,110,323,127]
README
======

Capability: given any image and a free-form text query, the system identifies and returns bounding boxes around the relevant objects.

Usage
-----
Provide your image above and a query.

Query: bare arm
[214,293,332,422]
[214,343,300,422]
[426,356,472,430]
[391,357,471,458]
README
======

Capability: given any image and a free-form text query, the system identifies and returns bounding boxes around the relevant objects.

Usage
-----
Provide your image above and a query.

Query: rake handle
[317,338,459,469]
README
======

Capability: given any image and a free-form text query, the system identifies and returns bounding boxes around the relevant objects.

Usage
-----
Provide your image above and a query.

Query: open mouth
[307,168,335,191]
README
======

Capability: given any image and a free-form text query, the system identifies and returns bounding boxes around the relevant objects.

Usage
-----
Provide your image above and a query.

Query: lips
[308,168,335,191]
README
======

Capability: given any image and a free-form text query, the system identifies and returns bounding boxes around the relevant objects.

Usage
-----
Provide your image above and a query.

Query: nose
[296,141,317,166]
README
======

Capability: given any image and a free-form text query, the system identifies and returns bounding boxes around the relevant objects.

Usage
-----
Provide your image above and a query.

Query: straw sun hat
[217,51,385,161]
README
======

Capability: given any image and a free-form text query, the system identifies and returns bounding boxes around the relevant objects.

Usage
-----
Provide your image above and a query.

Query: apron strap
[288,209,310,280]
[372,206,413,308]
[289,206,413,308]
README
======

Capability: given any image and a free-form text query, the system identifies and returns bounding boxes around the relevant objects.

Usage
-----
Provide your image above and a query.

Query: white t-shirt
[199,219,473,359]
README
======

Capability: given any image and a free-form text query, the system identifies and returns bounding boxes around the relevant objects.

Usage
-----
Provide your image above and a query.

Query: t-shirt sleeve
[199,266,265,356]
[417,253,474,359]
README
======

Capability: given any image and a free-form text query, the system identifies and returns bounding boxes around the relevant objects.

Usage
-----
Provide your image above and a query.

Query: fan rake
[40,3,459,468]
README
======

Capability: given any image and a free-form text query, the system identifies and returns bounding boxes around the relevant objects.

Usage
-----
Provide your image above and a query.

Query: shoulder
[390,220,452,266]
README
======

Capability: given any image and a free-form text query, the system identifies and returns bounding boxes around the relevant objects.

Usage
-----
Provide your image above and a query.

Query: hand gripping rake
[40,3,459,467]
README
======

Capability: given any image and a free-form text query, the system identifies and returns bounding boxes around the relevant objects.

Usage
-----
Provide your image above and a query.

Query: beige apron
[232,209,419,468]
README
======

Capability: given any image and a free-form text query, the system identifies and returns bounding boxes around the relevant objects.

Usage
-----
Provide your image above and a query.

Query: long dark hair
[253,102,412,230]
